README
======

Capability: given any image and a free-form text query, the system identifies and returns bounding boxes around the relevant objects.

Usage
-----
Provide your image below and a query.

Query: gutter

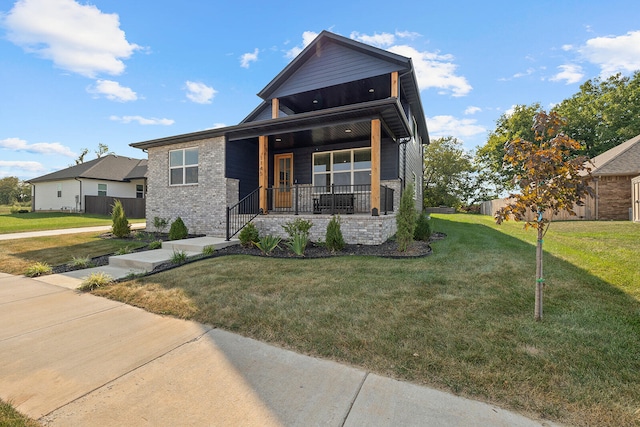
[74,177,82,212]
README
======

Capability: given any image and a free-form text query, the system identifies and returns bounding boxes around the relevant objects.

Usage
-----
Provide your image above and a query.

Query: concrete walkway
[0,226,560,426]
[0,222,147,241]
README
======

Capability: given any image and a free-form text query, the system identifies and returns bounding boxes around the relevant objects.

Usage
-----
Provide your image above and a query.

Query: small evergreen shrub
[169,217,188,240]
[414,212,431,241]
[238,222,259,247]
[253,235,281,256]
[111,200,131,238]
[396,183,417,252]
[282,218,313,240]
[78,272,114,291]
[325,215,345,252]
[25,262,52,277]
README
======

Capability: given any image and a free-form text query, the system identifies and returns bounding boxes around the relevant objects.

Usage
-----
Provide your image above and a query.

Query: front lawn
[0,210,145,234]
[87,215,639,426]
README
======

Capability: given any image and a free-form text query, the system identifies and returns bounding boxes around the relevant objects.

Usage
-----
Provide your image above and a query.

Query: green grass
[0,232,147,275]
[0,210,144,234]
[94,214,640,427]
[0,399,40,427]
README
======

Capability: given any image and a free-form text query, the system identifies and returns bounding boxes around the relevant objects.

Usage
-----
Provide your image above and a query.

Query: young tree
[495,111,592,321]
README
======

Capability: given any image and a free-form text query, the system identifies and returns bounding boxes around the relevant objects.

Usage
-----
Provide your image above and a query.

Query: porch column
[259,135,268,213]
[272,98,279,118]
[391,71,399,98]
[371,119,381,216]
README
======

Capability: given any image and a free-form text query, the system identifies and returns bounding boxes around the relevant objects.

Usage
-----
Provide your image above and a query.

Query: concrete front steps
[36,237,239,290]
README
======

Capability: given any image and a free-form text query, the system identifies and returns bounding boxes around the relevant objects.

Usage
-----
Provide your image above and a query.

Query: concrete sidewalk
[0,223,146,241]
[0,273,559,426]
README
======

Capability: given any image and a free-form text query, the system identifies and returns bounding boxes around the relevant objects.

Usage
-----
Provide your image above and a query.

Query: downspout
[74,177,82,212]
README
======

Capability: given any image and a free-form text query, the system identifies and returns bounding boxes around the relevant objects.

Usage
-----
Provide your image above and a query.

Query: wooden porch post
[272,98,279,119]
[371,119,381,216]
[259,135,268,213]
[391,71,399,98]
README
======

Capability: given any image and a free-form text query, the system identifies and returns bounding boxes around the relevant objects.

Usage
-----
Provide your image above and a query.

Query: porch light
[368,88,375,93]
[345,129,352,133]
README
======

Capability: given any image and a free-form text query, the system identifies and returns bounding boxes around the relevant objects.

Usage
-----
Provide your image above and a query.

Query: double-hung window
[98,183,107,196]
[169,148,198,185]
[313,148,371,191]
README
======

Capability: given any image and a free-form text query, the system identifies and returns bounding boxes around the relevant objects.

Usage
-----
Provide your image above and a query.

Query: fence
[480,198,589,221]
[85,196,146,218]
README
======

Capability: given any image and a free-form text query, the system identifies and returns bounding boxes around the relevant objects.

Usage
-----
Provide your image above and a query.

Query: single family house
[584,133,640,220]
[131,30,429,244]
[27,154,147,217]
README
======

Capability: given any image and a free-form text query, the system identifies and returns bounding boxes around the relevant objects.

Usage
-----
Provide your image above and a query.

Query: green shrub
[171,250,188,264]
[285,232,309,257]
[396,183,417,252]
[282,218,313,240]
[111,199,131,238]
[153,216,170,234]
[115,245,133,255]
[24,262,52,277]
[238,222,259,247]
[414,212,431,241]
[10,203,21,214]
[253,235,281,256]
[325,215,345,252]
[78,272,114,291]
[67,256,94,268]
[168,217,188,240]
[148,240,163,250]
[202,245,215,256]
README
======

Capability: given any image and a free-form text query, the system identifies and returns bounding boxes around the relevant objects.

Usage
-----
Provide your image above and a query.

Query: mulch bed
[52,231,445,276]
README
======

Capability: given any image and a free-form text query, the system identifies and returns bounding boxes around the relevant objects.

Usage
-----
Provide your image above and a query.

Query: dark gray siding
[226,139,258,199]
[404,118,424,211]
[272,42,400,99]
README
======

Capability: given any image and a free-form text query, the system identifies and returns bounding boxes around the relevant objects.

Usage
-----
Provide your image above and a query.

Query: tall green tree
[0,176,20,205]
[423,136,473,208]
[554,71,640,158]
[495,111,592,321]
[475,103,542,192]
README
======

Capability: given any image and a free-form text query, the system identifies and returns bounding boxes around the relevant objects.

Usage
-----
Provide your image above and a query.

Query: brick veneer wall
[145,136,232,236]
[254,213,397,245]
[596,175,633,220]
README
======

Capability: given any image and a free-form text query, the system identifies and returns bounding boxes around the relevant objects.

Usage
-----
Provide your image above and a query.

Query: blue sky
[1,0,640,180]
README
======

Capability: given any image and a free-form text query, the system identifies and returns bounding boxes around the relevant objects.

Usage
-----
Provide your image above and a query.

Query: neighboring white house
[27,155,147,213]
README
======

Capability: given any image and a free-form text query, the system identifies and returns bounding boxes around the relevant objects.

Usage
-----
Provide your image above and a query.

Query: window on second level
[136,184,144,198]
[169,148,198,185]
[57,184,62,198]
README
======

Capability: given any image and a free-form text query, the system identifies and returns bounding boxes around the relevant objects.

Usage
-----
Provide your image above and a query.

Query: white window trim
[312,147,371,191]
[98,183,107,197]
[169,148,199,186]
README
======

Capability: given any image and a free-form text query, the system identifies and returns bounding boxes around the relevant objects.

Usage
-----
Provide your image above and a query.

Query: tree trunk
[535,226,544,321]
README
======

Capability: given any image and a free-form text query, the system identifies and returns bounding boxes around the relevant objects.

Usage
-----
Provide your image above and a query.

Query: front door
[274,153,293,208]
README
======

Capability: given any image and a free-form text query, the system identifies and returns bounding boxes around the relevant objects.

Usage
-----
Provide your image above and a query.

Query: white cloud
[109,116,174,126]
[285,31,319,59]
[185,81,217,104]
[0,137,76,157]
[0,160,46,178]
[550,64,584,84]
[2,0,141,78]
[210,123,227,129]
[88,79,138,102]
[426,115,487,140]
[350,30,421,48]
[240,48,259,68]
[579,30,640,76]
[464,106,482,115]
[388,45,472,97]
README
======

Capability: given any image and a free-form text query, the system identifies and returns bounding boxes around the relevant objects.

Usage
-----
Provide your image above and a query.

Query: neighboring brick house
[585,134,640,220]
[27,154,147,216]
[131,31,429,244]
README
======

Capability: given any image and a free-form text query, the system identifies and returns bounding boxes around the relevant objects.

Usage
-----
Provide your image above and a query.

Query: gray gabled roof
[27,155,147,183]
[589,134,640,176]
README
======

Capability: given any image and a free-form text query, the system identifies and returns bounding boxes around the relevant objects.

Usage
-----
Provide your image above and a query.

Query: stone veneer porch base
[253,213,397,246]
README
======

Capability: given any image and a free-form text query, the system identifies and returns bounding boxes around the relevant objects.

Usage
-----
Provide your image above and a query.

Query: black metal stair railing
[226,187,261,241]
